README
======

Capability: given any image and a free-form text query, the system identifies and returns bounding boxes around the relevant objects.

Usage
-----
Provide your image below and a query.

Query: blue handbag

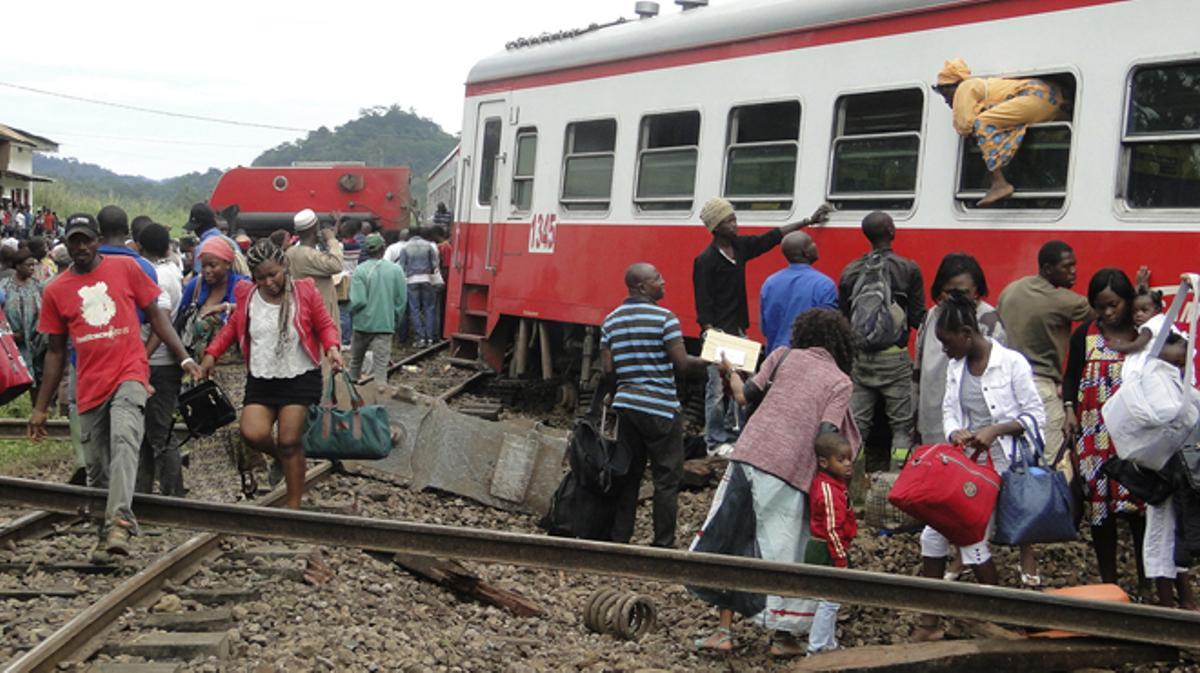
[993,414,1078,546]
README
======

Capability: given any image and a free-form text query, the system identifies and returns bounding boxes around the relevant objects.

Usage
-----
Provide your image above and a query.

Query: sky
[1,0,652,180]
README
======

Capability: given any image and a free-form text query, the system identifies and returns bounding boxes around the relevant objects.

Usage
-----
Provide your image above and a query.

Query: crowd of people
[599,195,1198,658]
[9,200,454,563]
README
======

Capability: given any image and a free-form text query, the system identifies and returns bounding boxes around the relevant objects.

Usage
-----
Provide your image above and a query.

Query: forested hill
[252,105,458,180]
[33,155,221,204]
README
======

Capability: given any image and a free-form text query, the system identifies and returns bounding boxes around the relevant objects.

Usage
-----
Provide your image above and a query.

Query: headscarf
[198,236,236,263]
[699,198,735,232]
[937,58,971,86]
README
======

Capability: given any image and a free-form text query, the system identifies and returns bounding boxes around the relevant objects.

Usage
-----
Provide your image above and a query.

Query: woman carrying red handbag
[914,291,1045,641]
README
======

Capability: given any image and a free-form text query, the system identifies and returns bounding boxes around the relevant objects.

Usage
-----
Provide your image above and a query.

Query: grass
[0,393,72,474]
[38,182,191,237]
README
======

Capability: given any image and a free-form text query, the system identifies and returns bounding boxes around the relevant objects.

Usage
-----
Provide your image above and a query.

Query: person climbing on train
[914,290,1044,641]
[200,239,343,511]
[599,262,706,549]
[689,308,860,658]
[692,197,831,455]
[934,58,1067,206]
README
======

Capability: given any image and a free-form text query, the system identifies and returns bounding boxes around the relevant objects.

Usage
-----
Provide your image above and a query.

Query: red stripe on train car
[465,0,1125,96]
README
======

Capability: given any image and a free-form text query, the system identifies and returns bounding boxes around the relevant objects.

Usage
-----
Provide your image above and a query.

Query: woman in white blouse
[914,291,1045,641]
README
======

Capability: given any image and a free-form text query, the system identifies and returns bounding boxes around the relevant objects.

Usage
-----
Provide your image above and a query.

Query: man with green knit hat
[349,233,407,394]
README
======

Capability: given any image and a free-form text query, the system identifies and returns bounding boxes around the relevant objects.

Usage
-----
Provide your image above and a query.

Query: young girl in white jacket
[914,291,1046,641]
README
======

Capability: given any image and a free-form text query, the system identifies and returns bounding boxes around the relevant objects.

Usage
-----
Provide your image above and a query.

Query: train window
[636,111,701,211]
[477,118,502,206]
[511,129,537,213]
[724,101,801,212]
[955,73,1077,210]
[1123,61,1200,209]
[828,89,923,211]
[561,119,617,211]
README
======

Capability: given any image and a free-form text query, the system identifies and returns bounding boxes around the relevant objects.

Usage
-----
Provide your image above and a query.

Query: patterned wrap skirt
[972,79,1064,171]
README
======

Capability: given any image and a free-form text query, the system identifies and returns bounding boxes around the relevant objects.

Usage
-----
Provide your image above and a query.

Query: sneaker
[105,521,132,556]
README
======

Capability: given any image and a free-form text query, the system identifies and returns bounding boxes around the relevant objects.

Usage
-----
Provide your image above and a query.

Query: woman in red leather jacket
[201,239,343,510]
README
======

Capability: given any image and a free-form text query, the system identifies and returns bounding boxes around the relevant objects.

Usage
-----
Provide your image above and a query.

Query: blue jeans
[704,364,743,449]
[338,301,352,346]
[408,283,438,342]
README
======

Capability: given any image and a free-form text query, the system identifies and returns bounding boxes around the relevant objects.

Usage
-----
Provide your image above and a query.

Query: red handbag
[0,315,33,405]
[886,443,1000,545]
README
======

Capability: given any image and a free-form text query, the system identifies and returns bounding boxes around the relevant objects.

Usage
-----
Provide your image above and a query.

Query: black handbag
[177,379,238,444]
[1100,457,1175,506]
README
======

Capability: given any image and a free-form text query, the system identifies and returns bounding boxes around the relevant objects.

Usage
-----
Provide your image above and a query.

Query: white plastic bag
[1104,276,1199,470]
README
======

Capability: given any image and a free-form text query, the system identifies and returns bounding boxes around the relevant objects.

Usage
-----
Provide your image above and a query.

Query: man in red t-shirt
[30,211,202,561]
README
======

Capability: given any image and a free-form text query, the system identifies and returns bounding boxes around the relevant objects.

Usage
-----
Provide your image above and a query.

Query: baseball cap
[64,212,100,240]
[363,233,385,251]
[184,203,217,232]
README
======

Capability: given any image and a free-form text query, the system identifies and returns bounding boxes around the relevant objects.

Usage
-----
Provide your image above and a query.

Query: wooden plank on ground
[790,638,1177,672]
[387,551,543,617]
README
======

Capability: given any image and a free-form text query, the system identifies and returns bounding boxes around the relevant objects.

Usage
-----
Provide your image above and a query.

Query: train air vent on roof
[676,0,708,9]
[635,1,660,18]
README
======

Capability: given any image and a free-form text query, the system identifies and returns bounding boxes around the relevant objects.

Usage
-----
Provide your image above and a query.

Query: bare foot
[977,182,1015,206]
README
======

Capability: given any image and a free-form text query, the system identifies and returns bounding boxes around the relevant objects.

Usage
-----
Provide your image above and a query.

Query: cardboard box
[700,331,761,373]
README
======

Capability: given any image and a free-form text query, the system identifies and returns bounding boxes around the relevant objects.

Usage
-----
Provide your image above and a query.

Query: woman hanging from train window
[688,308,861,657]
[934,58,1067,207]
[200,239,343,511]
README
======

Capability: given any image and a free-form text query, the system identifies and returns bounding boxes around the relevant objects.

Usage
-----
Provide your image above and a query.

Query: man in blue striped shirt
[601,262,704,547]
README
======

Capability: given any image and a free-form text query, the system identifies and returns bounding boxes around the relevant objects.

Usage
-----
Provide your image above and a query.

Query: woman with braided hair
[201,239,343,509]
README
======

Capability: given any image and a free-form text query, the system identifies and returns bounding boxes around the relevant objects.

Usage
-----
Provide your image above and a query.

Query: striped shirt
[600,298,683,420]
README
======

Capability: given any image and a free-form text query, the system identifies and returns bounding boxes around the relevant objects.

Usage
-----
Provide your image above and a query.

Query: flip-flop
[693,626,733,653]
[769,633,806,658]
[1018,566,1042,587]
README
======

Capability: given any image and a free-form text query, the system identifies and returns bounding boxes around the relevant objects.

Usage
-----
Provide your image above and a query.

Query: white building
[0,123,58,211]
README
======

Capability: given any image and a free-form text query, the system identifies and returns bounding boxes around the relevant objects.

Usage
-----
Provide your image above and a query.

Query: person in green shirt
[349,234,407,394]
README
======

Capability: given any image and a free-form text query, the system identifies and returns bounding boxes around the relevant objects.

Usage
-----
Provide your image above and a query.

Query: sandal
[693,626,733,653]
[769,632,806,658]
[1018,565,1042,587]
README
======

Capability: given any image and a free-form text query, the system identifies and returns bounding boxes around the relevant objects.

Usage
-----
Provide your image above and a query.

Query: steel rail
[438,371,489,402]
[356,339,449,386]
[0,419,189,442]
[1,464,332,673]
[0,510,78,548]
[2,476,1198,650]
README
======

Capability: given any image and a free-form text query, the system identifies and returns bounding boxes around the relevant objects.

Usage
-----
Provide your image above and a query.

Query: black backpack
[539,413,630,540]
[849,252,906,351]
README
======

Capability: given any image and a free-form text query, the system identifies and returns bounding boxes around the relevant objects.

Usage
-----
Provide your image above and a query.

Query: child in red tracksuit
[805,432,857,655]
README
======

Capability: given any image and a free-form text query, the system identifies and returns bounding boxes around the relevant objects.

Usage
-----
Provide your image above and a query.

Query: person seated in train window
[693,198,831,456]
[933,59,1067,207]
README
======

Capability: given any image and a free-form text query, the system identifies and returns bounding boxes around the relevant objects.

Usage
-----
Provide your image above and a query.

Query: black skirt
[243,368,322,408]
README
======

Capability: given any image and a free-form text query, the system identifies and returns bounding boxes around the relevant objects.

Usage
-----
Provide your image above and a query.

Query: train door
[465,99,509,281]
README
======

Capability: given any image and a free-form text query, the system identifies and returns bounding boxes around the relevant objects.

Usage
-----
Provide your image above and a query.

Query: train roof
[467,0,979,87]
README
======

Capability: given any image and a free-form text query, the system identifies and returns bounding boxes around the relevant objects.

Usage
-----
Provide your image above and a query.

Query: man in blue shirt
[760,231,838,353]
[600,262,705,547]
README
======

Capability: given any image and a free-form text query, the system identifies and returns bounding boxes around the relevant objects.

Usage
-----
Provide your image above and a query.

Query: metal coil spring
[583,588,657,641]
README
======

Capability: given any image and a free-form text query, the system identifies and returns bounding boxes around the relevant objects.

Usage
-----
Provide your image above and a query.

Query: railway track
[3,475,1199,652]
[0,464,332,672]
[0,418,189,442]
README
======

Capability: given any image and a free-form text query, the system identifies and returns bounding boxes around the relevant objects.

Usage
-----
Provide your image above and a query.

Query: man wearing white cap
[692,198,832,454]
[285,209,344,340]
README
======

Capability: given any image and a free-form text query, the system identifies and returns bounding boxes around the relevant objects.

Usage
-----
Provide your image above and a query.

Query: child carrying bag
[303,371,392,460]
[887,443,1000,546]
[1104,275,1200,471]
[994,414,1077,545]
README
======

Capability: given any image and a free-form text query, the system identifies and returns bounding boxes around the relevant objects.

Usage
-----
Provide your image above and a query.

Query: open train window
[635,110,700,212]
[511,128,537,213]
[955,72,1076,210]
[477,118,502,207]
[561,119,617,211]
[1122,60,1200,209]
[723,101,800,212]
[828,88,923,211]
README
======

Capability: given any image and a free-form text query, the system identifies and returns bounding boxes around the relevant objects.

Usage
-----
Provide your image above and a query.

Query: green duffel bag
[303,371,392,460]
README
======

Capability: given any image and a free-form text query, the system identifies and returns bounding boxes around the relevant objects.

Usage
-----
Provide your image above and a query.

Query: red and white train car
[445,0,1200,379]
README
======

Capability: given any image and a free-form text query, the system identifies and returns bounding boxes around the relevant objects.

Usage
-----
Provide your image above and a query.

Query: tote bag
[994,414,1077,545]
[887,443,1000,546]
[303,371,392,460]
[0,315,33,405]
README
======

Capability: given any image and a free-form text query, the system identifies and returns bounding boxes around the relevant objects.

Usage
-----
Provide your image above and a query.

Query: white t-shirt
[248,291,316,379]
[144,259,183,366]
[1122,313,1168,381]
